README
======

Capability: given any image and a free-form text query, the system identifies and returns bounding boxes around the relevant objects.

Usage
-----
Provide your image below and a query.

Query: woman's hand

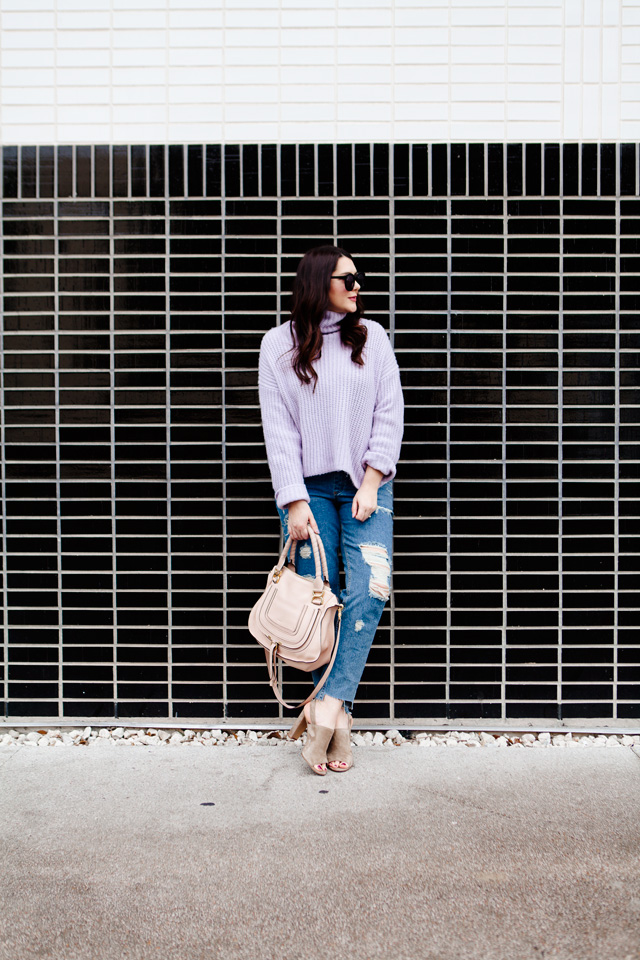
[352,466,384,522]
[286,500,319,541]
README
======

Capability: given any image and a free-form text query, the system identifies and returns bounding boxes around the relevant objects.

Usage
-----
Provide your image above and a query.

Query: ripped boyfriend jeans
[276,470,394,713]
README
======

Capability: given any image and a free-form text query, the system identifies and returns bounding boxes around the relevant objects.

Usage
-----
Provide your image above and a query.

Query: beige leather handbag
[248,527,343,709]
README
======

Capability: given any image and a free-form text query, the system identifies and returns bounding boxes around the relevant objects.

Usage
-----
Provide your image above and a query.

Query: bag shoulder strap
[264,610,342,710]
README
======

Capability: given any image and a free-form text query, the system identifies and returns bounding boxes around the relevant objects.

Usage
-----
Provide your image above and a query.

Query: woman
[258,245,404,775]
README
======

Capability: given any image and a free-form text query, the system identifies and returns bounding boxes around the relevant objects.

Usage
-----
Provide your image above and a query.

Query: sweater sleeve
[258,333,309,509]
[361,329,404,482]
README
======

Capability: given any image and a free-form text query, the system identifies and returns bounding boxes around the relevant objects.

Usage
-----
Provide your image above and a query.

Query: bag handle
[264,607,342,710]
[275,525,329,592]
[289,529,331,584]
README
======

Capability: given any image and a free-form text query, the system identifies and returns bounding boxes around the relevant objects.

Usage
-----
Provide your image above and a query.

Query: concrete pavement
[1,740,639,960]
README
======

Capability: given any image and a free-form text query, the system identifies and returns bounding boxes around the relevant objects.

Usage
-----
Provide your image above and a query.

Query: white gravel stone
[4,725,639,750]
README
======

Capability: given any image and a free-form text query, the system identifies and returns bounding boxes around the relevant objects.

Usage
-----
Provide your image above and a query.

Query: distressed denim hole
[355,619,365,632]
[359,543,391,601]
[299,544,312,559]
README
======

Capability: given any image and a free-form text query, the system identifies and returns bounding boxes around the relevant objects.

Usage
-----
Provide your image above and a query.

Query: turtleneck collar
[319,310,346,334]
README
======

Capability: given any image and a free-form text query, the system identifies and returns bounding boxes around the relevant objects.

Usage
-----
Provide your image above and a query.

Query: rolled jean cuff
[314,687,353,715]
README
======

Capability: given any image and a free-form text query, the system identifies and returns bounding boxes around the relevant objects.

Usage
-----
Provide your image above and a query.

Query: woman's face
[327,256,360,313]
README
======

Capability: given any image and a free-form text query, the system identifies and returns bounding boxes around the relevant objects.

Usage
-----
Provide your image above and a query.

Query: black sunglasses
[331,271,365,292]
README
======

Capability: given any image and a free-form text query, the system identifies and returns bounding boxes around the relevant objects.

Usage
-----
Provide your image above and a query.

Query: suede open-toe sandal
[327,714,353,772]
[287,709,307,741]
[300,700,334,776]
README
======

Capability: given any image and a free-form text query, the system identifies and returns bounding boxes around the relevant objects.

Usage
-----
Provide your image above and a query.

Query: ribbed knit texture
[259,311,404,508]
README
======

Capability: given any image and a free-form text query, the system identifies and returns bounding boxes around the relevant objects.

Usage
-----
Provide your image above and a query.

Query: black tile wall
[1,142,638,723]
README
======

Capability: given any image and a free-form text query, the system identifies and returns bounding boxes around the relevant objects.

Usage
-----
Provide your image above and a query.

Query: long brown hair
[289,245,367,386]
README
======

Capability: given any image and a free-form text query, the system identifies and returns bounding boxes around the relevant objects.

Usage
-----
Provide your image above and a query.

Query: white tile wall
[0,0,636,143]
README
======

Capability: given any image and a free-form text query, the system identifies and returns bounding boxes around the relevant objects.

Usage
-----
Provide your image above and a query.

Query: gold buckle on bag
[311,590,324,605]
[272,568,282,583]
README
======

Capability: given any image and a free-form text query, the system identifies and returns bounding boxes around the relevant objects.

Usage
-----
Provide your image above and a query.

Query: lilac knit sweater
[258,311,404,508]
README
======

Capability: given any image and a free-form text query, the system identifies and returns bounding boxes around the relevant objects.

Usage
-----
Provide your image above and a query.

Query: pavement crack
[0,746,22,767]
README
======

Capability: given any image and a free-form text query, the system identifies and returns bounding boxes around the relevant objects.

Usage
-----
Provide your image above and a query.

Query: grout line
[0,181,7,717]
[54,157,63,720]
[613,150,620,720]
[558,145,564,721]
[389,144,396,723]
[221,144,228,720]
[109,179,117,719]
[502,142,507,722]
[445,142,452,716]
[165,148,173,721]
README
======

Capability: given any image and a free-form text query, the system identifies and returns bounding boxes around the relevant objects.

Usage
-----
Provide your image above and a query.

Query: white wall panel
[0,0,636,143]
